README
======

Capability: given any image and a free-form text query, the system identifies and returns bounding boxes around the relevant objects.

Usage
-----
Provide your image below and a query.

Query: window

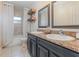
[13,17,21,23]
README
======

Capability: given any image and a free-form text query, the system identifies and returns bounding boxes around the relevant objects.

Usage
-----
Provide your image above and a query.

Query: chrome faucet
[59,30,64,35]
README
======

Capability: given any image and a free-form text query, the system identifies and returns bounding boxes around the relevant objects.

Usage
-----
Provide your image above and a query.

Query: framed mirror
[52,1,79,28]
[38,4,50,28]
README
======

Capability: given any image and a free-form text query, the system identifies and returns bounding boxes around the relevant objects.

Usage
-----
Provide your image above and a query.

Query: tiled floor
[0,42,30,57]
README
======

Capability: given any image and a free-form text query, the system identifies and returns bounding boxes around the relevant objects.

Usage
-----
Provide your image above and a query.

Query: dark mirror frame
[38,4,50,28]
[51,1,79,28]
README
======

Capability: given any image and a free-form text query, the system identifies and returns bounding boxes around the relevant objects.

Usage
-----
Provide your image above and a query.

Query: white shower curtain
[1,2,14,47]
[0,2,3,48]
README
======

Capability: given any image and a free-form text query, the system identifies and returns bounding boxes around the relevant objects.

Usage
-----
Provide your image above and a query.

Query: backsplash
[76,32,79,39]
[51,30,76,38]
[37,28,77,38]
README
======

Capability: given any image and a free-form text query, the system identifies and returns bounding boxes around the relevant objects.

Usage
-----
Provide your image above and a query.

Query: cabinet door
[37,44,48,57]
[49,52,57,57]
[27,36,31,55]
[63,47,79,57]
[30,39,36,57]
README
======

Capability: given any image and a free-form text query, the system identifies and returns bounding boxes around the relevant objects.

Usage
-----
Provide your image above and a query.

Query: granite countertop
[30,32,79,53]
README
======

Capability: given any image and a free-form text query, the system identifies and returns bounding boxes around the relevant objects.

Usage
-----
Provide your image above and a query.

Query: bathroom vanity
[27,32,79,57]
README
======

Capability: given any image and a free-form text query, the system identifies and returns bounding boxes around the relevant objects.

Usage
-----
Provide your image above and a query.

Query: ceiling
[5,1,50,9]
[5,1,37,9]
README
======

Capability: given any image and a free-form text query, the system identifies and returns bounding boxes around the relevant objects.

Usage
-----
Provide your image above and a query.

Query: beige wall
[31,1,50,31]
[23,8,30,37]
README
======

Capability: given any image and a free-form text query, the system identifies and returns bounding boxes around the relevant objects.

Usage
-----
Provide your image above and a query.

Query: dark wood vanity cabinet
[27,33,79,57]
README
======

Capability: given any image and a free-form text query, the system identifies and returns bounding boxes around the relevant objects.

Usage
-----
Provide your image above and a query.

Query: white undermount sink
[31,31,43,34]
[46,34,75,41]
